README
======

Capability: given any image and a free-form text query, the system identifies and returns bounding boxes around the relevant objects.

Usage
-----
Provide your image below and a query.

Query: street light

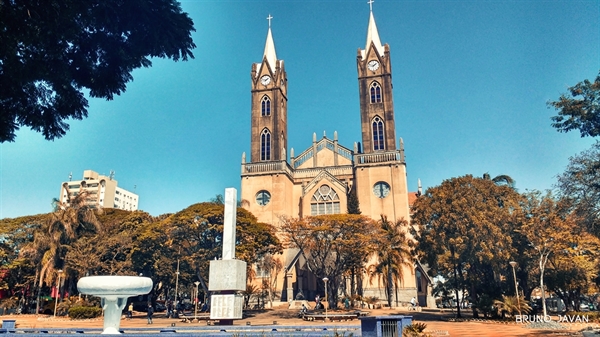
[323,277,329,321]
[194,281,200,320]
[174,259,180,314]
[54,270,63,317]
[509,261,521,315]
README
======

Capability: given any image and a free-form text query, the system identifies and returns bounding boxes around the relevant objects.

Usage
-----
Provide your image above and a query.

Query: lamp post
[194,281,200,320]
[323,277,329,321]
[174,259,180,315]
[509,261,521,315]
[54,270,63,317]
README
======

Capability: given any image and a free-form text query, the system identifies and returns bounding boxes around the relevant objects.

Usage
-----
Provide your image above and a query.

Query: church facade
[240,9,433,307]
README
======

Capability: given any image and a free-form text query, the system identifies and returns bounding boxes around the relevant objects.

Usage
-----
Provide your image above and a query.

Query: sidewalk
[0,308,589,336]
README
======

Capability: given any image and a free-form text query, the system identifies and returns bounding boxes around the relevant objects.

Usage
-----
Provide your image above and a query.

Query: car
[580,302,591,312]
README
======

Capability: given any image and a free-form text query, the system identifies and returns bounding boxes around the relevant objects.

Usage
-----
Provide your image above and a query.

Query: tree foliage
[555,142,600,235]
[163,203,282,298]
[347,187,361,214]
[368,216,413,307]
[280,214,379,308]
[411,175,522,318]
[519,191,600,313]
[0,0,196,142]
[548,71,600,138]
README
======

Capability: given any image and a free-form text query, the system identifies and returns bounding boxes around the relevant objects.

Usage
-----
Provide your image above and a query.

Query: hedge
[68,306,102,319]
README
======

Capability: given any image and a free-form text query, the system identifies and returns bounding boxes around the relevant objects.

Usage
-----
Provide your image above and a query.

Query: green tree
[368,216,413,307]
[482,173,516,188]
[163,203,282,300]
[548,71,600,138]
[518,191,572,317]
[255,254,283,308]
[347,187,361,214]
[280,214,379,308]
[411,175,522,318]
[0,0,196,142]
[555,142,600,236]
[65,209,153,278]
[21,189,100,312]
[519,191,600,314]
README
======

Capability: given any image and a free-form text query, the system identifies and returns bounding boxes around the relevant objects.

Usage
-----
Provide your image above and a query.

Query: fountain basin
[77,276,153,334]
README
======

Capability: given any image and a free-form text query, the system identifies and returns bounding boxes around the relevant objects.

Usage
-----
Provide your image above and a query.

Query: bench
[302,313,359,322]
[180,314,210,323]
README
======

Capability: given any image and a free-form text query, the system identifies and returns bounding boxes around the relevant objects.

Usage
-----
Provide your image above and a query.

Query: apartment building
[60,170,139,211]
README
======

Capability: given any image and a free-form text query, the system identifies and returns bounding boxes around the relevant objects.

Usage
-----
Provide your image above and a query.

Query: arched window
[261,96,271,116]
[370,82,382,103]
[311,185,340,215]
[372,116,385,151]
[261,129,271,160]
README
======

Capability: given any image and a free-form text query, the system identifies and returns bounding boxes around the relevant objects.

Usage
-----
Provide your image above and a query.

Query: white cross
[267,14,273,27]
[367,0,374,11]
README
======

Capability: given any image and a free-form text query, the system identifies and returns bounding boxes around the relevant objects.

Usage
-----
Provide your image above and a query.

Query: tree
[65,209,153,278]
[347,187,361,214]
[519,191,600,314]
[368,216,413,307]
[411,175,522,318]
[483,173,516,189]
[19,190,100,313]
[255,254,283,308]
[0,0,196,142]
[163,203,282,300]
[548,71,600,138]
[555,142,600,236]
[279,214,379,308]
[518,191,575,317]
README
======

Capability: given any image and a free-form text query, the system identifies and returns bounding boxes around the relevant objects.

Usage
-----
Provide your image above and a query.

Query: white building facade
[60,170,139,211]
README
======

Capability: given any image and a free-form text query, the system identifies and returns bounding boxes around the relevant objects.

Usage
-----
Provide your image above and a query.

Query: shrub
[403,322,428,337]
[68,306,102,319]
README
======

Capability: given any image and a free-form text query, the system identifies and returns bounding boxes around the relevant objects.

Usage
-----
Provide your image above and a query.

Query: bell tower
[357,5,396,153]
[250,16,288,162]
[353,3,409,224]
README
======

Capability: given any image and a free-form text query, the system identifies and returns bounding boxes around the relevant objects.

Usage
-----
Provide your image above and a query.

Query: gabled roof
[303,169,347,197]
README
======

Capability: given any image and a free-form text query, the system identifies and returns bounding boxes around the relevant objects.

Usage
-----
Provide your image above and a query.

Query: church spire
[263,14,278,72]
[363,1,384,60]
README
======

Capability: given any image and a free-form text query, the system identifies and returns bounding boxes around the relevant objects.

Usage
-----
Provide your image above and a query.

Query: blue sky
[1,0,599,219]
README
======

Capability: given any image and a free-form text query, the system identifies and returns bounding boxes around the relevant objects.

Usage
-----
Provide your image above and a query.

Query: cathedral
[240,7,433,308]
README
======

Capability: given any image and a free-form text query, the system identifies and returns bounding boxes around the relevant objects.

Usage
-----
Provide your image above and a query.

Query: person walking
[146,304,154,324]
[127,303,133,319]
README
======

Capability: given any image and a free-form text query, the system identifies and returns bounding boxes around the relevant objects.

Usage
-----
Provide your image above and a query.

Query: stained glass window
[310,185,340,215]
[370,82,382,103]
[372,116,385,151]
[261,96,271,116]
[261,129,271,160]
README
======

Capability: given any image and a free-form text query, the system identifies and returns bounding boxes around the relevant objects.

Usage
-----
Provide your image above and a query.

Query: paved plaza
[0,307,594,336]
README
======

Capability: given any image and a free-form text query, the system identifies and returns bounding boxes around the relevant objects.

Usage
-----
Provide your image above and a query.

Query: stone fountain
[77,275,153,334]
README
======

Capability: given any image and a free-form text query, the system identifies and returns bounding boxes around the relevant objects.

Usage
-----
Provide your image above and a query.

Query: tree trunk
[453,255,461,318]
[387,258,393,307]
[540,252,548,318]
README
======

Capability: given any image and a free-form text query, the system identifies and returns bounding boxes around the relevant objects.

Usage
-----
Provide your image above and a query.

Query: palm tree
[493,295,531,317]
[369,216,414,307]
[21,189,100,313]
[483,173,516,188]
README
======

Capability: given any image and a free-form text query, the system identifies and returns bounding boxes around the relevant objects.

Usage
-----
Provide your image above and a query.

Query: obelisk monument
[208,188,247,324]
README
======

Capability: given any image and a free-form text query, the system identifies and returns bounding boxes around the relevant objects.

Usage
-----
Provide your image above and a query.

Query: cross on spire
[368,0,374,12]
[267,14,273,27]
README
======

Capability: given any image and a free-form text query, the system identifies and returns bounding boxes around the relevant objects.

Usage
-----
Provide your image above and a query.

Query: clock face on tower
[260,75,271,85]
[367,60,380,71]
[373,181,390,198]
